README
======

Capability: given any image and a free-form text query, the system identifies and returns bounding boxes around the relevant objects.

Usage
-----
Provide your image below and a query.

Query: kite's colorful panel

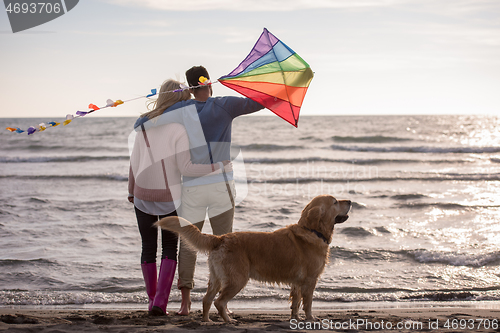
[219,28,313,127]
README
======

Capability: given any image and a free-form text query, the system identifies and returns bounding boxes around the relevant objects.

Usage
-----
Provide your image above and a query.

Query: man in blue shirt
[176,66,264,315]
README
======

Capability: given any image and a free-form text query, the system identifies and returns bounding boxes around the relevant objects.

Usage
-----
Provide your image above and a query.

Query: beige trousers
[177,180,235,289]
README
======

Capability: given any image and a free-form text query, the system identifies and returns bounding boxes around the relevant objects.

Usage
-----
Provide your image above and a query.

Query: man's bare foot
[177,301,191,316]
[177,287,191,316]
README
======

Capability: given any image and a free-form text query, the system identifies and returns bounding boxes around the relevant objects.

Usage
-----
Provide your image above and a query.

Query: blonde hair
[142,79,191,119]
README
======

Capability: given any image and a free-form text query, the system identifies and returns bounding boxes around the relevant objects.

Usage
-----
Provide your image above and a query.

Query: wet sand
[1,306,500,332]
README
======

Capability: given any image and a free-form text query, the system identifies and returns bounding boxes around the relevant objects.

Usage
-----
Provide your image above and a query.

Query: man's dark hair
[185,66,210,88]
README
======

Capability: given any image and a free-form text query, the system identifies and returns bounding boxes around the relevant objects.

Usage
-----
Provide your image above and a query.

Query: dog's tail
[155,216,222,253]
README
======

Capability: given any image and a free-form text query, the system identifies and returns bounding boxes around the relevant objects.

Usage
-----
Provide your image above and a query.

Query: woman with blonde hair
[128,79,230,316]
[141,79,190,120]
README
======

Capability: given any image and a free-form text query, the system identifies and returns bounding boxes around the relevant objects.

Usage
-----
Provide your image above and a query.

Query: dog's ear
[306,205,324,228]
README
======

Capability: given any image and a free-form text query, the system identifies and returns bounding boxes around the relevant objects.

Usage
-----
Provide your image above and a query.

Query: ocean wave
[330,247,394,261]
[396,202,500,210]
[409,249,500,267]
[239,143,304,151]
[2,143,127,154]
[86,277,144,293]
[329,247,500,267]
[272,207,295,215]
[0,290,146,306]
[0,272,144,294]
[0,174,128,182]
[401,292,474,302]
[0,258,59,268]
[0,155,474,167]
[330,144,500,154]
[247,173,500,184]
[351,202,367,210]
[3,288,500,306]
[5,172,491,187]
[299,135,324,142]
[29,197,50,204]
[374,226,392,234]
[19,173,499,185]
[0,155,129,163]
[332,135,412,143]
[391,193,428,200]
[0,209,18,217]
[0,272,65,290]
[244,157,471,165]
[314,289,500,303]
[338,227,373,237]
[252,222,281,229]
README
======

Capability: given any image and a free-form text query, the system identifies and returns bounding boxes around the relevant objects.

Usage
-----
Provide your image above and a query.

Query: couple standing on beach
[127,66,264,316]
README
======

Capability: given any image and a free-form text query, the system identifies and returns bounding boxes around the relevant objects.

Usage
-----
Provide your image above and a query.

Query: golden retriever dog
[155,194,351,322]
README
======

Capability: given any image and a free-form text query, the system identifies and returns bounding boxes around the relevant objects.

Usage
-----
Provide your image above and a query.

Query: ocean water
[1,115,500,309]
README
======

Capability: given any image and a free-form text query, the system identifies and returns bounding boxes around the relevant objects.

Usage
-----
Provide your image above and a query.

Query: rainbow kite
[219,28,313,127]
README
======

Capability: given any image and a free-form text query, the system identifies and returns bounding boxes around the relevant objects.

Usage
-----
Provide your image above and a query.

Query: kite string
[6,79,219,135]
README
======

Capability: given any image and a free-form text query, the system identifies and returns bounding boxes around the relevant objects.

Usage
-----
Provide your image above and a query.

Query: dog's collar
[304,227,329,244]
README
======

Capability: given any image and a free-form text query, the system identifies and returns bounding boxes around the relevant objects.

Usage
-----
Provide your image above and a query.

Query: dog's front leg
[301,282,317,321]
[290,285,301,320]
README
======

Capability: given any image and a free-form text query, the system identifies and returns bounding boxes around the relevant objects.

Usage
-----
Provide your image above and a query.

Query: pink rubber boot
[140,262,157,313]
[151,258,177,316]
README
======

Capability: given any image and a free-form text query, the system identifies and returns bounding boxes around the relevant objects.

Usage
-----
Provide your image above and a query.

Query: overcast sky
[1,0,499,119]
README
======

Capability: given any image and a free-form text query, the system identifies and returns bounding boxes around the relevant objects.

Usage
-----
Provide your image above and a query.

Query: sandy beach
[1,305,500,332]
